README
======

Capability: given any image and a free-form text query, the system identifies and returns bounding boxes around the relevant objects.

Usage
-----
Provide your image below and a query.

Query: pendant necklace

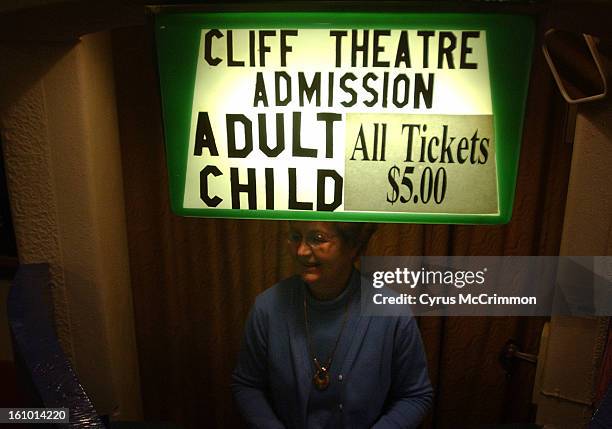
[303,289,350,391]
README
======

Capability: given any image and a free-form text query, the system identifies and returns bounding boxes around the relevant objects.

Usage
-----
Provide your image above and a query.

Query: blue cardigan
[232,271,433,428]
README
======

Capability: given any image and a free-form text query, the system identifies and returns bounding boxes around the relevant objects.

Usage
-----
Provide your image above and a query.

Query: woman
[232,221,432,428]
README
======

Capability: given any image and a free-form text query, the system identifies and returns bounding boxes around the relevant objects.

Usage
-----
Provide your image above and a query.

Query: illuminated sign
[155,13,534,223]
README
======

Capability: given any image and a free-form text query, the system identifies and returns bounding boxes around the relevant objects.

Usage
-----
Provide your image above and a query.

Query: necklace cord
[303,288,351,374]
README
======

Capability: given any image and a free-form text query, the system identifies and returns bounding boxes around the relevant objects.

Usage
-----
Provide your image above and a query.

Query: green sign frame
[155,12,534,224]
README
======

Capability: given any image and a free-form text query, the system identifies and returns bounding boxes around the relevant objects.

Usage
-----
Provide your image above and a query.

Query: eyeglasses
[287,231,337,250]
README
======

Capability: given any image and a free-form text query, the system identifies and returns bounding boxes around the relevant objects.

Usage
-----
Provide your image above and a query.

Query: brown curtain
[111,18,572,429]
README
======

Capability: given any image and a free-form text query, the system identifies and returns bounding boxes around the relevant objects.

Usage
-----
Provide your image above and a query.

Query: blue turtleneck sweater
[304,274,356,428]
[232,270,433,429]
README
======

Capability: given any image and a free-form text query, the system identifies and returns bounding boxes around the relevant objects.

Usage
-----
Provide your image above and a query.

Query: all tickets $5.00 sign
[155,12,534,224]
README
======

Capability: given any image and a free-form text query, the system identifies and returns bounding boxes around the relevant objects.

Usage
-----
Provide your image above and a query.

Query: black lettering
[226,114,253,158]
[292,112,316,157]
[418,124,428,162]
[194,112,218,156]
[351,30,369,67]
[317,112,341,158]
[439,125,455,163]
[428,136,439,162]
[340,73,357,107]
[479,137,490,164]
[330,30,347,67]
[204,29,222,66]
[460,31,479,69]
[298,72,321,106]
[438,31,456,69]
[275,71,291,106]
[395,31,411,67]
[457,137,470,163]
[200,165,222,207]
[402,123,420,162]
[253,72,269,107]
[265,168,274,209]
[280,30,298,66]
[230,167,256,209]
[363,73,378,107]
[372,123,387,161]
[327,72,334,107]
[393,74,410,108]
[382,72,389,108]
[288,168,313,210]
[258,113,285,157]
[227,30,245,66]
[414,74,434,109]
[249,31,256,66]
[417,30,434,68]
[373,30,390,67]
[350,125,369,161]
[259,30,276,67]
[470,130,480,164]
[317,170,343,211]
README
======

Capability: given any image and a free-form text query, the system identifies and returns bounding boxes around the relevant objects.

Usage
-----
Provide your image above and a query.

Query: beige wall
[0,32,142,419]
[535,100,612,428]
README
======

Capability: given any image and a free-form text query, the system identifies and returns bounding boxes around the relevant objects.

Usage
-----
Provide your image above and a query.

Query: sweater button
[338,403,343,411]
[338,374,343,382]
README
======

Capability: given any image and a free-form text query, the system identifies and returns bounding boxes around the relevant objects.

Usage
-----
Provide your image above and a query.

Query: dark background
[110,4,574,427]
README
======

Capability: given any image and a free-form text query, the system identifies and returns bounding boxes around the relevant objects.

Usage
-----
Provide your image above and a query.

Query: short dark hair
[331,222,377,254]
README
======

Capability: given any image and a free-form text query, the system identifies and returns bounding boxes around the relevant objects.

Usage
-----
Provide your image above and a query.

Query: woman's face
[287,221,358,289]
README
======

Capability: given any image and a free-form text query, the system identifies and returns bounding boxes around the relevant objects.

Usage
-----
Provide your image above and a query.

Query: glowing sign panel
[155,13,534,223]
